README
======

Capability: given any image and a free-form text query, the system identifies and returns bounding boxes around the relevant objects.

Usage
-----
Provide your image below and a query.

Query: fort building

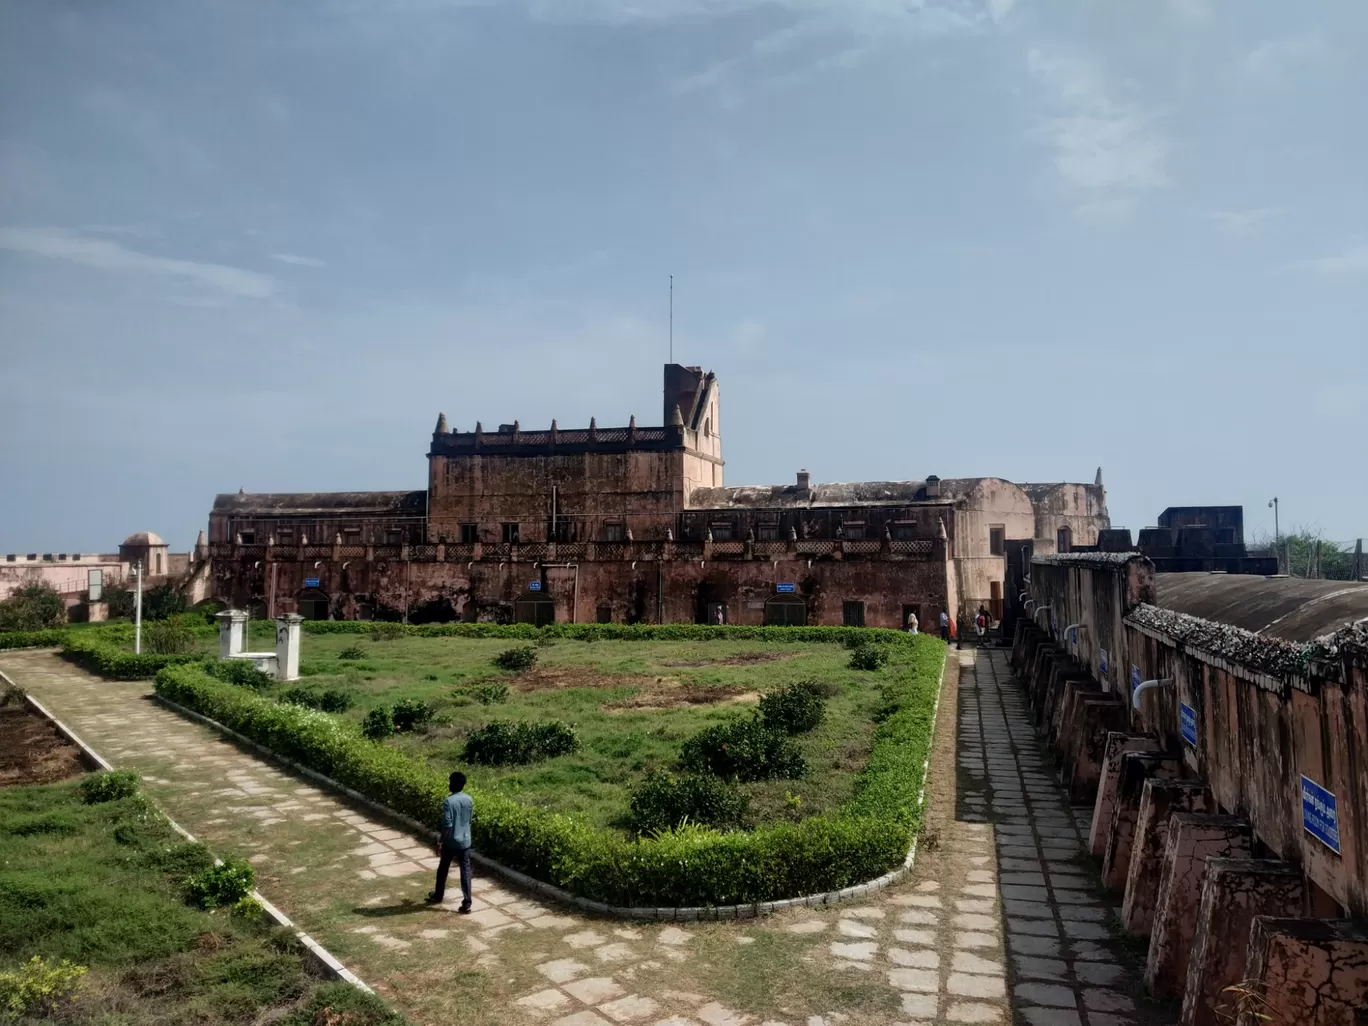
[207,364,1110,628]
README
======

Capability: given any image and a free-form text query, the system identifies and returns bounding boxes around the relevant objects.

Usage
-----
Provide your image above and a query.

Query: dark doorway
[596,604,613,624]
[764,596,807,626]
[705,602,728,625]
[513,594,555,626]
[842,600,865,627]
[298,589,329,620]
[901,603,922,631]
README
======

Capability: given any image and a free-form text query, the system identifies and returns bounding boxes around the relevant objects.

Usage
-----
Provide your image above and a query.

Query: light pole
[1268,497,1280,573]
[133,560,144,654]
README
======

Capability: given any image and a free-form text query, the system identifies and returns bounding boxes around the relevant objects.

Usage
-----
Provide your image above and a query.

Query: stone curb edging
[151,648,949,922]
[0,668,372,995]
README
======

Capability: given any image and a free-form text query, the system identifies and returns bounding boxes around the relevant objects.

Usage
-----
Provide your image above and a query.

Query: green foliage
[77,770,140,804]
[0,955,87,1020]
[153,634,943,907]
[141,583,187,621]
[185,859,256,910]
[281,687,354,713]
[369,622,406,641]
[454,681,509,705]
[338,644,366,660]
[230,895,264,919]
[679,716,806,782]
[463,719,579,765]
[494,645,538,672]
[0,582,66,632]
[848,643,890,670]
[279,982,409,1026]
[194,599,224,624]
[390,698,435,733]
[759,680,827,734]
[105,587,137,620]
[60,631,201,680]
[0,628,67,651]
[361,706,395,741]
[143,618,197,655]
[202,658,276,690]
[628,771,750,833]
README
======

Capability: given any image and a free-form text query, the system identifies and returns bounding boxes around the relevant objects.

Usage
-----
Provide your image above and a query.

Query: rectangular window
[385,529,403,545]
[843,522,865,540]
[277,527,294,542]
[1057,527,1072,553]
[459,524,478,544]
[502,523,520,544]
[842,600,866,627]
[88,569,103,602]
[239,532,255,545]
[989,526,1005,556]
[603,522,625,542]
[894,523,918,541]
[710,523,733,542]
[757,524,778,541]
[596,604,613,624]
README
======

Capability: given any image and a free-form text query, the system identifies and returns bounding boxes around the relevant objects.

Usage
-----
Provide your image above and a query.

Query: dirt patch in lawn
[511,665,656,692]
[659,651,791,667]
[0,703,87,786]
[603,681,758,712]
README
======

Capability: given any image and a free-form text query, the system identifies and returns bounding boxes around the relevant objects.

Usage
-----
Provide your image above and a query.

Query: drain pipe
[1132,678,1173,711]
[1062,622,1085,645]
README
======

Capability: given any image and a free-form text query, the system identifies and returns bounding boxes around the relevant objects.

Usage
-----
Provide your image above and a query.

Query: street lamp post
[133,560,144,654]
[1268,497,1280,573]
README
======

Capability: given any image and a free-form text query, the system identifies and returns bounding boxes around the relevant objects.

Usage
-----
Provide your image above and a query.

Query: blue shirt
[442,791,473,849]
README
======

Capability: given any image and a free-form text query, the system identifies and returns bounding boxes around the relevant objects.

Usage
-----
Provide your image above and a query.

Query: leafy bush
[463,719,579,766]
[628,771,750,833]
[361,707,395,741]
[0,582,66,631]
[679,716,806,782]
[390,698,435,733]
[0,955,88,1019]
[77,770,140,804]
[455,682,509,705]
[202,658,276,690]
[185,858,256,910]
[142,583,188,621]
[144,618,197,655]
[282,687,354,713]
[0,628,67,651]
[105,587,136,619]
[494,646,538,673]
[60,632,201,680]
[849,643,890,671]
[153,633,943,908]
[337,644,366,660]
[369,622,405,641]
[194,599,224,624]
[759,680,826,734]
[279,982,408,1026]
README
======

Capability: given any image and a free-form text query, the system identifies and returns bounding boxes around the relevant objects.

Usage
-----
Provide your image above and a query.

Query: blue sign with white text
[528,581,542,591]
[304,577,320,588]
[1180,704,1198,747]
[1099,648,1109,677]
[1300,775,1341,854]
[776,583,796,593]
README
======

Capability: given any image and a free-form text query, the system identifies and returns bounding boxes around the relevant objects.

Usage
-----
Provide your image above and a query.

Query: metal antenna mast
[669,274,673,363]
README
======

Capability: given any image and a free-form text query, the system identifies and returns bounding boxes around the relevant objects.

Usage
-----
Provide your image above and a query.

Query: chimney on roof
[925,475,941,499]
[434,412,448,434]
[1095,466,1104,488]
[796,469,811,498]
[670,404,685,427]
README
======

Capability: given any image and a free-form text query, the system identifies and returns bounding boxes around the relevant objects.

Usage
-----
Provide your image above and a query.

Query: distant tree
[1251,528,1356,580]
[142,583,187,620]
[0,582,67,631]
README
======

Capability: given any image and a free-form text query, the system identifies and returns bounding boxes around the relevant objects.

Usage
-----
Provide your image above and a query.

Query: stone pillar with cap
[275,613,303,682]
[217,609,248,659]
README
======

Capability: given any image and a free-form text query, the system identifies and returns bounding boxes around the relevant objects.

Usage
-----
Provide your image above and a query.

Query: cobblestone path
[0,648,1171,1026]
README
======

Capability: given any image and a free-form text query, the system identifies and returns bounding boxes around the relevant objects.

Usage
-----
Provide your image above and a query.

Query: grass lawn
[282,632,922,832]
[0,770,403,1025]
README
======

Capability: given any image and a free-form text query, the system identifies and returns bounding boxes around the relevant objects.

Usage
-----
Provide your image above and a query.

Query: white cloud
[271,252,327,268]
[1239,32,1329,86]
[0,227,275,299]
[1168,0,1211,22]
[1291,244,1368,276]
[1206,207,1285,235]
[987,0,1014,23]
[1027,48,1168,214]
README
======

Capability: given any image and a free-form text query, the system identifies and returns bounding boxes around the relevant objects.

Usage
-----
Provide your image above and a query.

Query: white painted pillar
[275,613,303,681]
[217,609,247,659]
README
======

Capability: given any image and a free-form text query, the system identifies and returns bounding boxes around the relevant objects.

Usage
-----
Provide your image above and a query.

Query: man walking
[426,771,473,912]
[939,609,950,642]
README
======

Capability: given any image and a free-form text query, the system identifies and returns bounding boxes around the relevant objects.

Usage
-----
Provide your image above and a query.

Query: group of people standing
[905,605,994,642]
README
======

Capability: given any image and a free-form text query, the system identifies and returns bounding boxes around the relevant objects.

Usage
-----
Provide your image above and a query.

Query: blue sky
[1,0,1364,553]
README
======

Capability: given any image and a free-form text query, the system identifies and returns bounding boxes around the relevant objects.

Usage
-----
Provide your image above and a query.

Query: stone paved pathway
[0,647,1172,1026]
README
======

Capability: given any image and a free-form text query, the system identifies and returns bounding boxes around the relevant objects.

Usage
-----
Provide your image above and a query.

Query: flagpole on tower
[669,274,673,364]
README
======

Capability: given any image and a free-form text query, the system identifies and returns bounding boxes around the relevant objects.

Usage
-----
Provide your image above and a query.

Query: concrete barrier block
[1122,780,1215,936]
[1089,732,1160,858]
[1101,752,1180,890]
[1238,916,1368,1026]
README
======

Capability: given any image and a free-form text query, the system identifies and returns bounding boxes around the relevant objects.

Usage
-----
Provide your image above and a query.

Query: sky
[1,0,1365,554]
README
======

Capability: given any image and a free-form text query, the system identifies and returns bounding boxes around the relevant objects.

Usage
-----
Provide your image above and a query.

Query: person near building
[906,610,919,634]
[939,609,950,641]
[426,771,474,911]
[975,606,988,640]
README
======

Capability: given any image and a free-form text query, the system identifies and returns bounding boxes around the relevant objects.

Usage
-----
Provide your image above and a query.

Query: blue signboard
[776,583,796,593]
[1180,704,1198,746]
[1300,775,1341,855]
[528,580,542,591]
[304,577,320,588]
[1131,665,1142,698]
[1099,648,1109,677]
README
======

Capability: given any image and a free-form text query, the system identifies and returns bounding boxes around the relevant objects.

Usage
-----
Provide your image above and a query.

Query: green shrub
[338,644,366,660]
[463,719,578,765]
[0,628,67,651]
[455,682,509,705]
[494,646,538,673]
[141,583,188,621]
[77,770,140,804]
[230,895,264,919]
[194,599,224,624]
[202,658,276,690]
[849,643,890,670]
[143,618,197,655]
[369,623,405,641]
[153,634,943,908]
[185,858,256,910]
[629,771,750,833]
[759,680,826,734]
[679,715,806,782]
[0,582,66,631]
[279,982,408,1026]
[0,955,88,1020]
[105,587,137,620]
[282,687,354,713]
[301,621,922,648]
[60,632,200,680]
[361,707,395,741]
[390,698,435,733]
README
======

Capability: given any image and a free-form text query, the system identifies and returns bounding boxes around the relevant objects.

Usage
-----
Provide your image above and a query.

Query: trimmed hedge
[153,633,943,908]
[0,628,68,651]
[301,621,921,647]
[59,633,202,680]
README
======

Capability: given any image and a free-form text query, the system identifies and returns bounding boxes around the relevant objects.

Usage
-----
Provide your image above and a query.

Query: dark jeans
[433,841,472,907]
[940,626,950,641]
